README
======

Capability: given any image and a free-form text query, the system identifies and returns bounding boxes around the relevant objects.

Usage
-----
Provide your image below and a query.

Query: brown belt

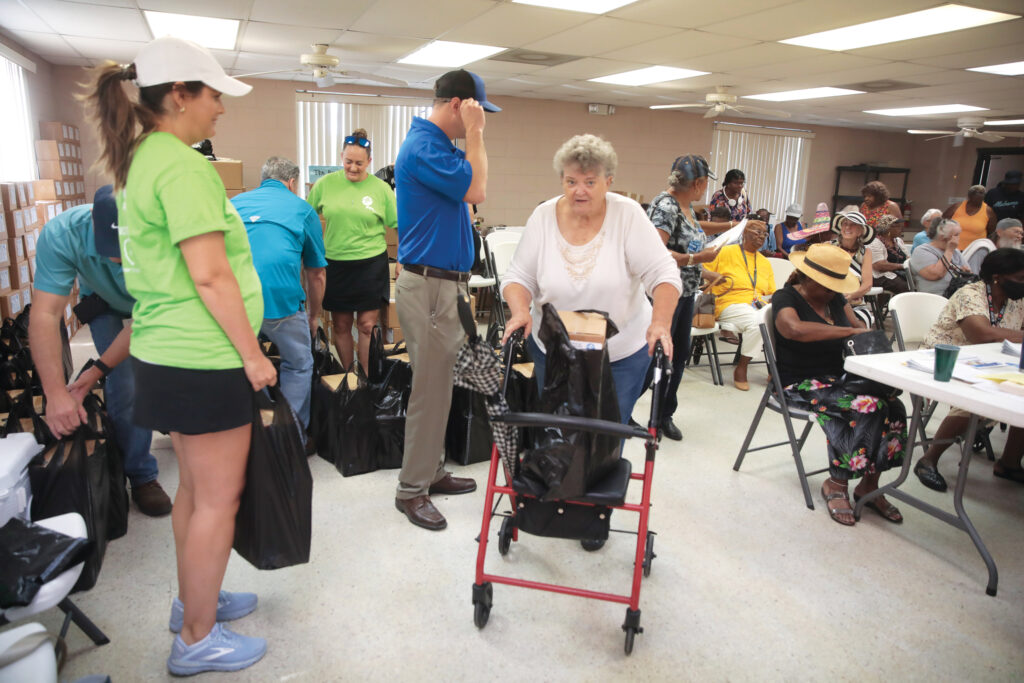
[403,263,470,283]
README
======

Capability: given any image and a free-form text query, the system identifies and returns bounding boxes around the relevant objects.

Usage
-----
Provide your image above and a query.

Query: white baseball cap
[135,36,251,97]
[784,203,802,217]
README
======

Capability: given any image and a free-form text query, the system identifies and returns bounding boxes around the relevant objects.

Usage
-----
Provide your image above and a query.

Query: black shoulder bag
[839,330,901,398]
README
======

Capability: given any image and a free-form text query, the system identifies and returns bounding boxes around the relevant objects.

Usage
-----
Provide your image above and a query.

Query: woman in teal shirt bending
[83,37,275,676]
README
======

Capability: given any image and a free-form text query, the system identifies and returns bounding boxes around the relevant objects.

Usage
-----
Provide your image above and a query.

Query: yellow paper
[977,371,1024,385]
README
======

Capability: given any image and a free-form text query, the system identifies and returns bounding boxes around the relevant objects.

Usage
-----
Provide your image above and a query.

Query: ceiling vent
[841,80,923,93]
[489,49,581,67]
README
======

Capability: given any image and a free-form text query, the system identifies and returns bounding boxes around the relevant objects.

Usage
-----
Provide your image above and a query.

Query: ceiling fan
[654,87,791,119]
[237,44,407,88]
[908,117,1024,144]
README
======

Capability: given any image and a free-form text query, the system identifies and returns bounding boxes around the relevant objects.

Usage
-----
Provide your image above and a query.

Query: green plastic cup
[933,344,960,382]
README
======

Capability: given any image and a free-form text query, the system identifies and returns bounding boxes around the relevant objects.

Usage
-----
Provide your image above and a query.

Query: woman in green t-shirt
[82,37,275,676]
[307,128,398,371]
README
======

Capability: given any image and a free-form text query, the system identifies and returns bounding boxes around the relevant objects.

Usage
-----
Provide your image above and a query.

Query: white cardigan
[500,192,681,362]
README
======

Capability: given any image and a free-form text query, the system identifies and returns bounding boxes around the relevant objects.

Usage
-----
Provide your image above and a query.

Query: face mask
[1000,279,1024,300]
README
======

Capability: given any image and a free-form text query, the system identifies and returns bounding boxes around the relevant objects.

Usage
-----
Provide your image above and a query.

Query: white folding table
[844,342,1024,596]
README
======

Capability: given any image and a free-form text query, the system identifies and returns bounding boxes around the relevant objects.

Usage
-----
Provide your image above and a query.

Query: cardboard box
[20,285,31,307]
[3,210,24,236]
[36,200,62,223]
[33,179,64,201]
[38,159,80,180]
[39,121,78,142]
[0,291,21,319]
[15,184,27,207]
[387,327,403,344]
[389,261,398,279]
[21,206,39,231]
[35,140,78,161]
[8,238,24,263]
[321,373,360,392]
[210,160,243,189]
[385,228,399,247]
[0,213,6,241]
[0,243,9,269]
[0,184,20,210]
[226,187,246,199]
[10,262,30,289]
[22,232,35,257]
[387,243,398,259]
[27,255,34,281]
[558,310,607,349]
[0,267,11,292]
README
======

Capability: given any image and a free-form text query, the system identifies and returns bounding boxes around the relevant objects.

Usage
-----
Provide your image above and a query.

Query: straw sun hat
[788,243,861,294]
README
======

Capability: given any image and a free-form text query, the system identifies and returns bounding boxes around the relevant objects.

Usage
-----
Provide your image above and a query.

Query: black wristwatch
[92,358,112,377]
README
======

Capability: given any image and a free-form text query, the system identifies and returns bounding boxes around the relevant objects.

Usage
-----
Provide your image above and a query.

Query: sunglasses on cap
[344,136,370,148]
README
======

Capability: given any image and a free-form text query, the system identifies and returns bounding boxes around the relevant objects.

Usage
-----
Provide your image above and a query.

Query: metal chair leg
[734,389,771,471]
[58,598,110,646]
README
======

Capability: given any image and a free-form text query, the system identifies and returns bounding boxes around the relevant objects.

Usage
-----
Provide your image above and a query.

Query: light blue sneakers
[168,591,258,633]
[167,622,266,676]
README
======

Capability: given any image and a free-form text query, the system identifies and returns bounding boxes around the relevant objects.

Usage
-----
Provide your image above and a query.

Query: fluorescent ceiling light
[144,11,239,50]
[864,104,987,116]
[649,104,691,109]
[967,61,1024,76]
[780,4,1018,51]
[512,0,638,13]
[743,87,863,102]
[398,40,504,67]
[589,66,708,86]
[985,119,1024,126]
[907,129,954,134]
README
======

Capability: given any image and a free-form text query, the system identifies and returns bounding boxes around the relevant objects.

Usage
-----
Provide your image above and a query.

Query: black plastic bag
[309,327,344,451]
[81,393,129,541]
[0,517,92,608]
[519,304,621,501]
[328,368,379,477]
[367,325,386,384]
[445,386,493,466]
[1,390,55,446]
[373,358,410,470]
[28,430,112,592]
[234,386,313,570]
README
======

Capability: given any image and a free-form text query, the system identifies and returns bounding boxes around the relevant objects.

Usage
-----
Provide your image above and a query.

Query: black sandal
[821,484,855,526]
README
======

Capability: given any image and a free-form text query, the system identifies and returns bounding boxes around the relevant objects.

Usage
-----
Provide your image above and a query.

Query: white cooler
[0,433,44,526]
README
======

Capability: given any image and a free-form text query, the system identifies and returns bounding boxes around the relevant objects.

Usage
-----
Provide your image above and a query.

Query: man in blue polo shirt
[393,69,498,530]
[232,156,327,432]
[30,186,171,516]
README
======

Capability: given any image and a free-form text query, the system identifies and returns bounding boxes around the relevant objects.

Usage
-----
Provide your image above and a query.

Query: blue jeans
[260,311,313,429]
[527,336,652,425]
[89,313,158,487]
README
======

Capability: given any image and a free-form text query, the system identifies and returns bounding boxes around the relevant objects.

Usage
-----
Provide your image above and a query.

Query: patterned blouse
[648,191,707,296]
[924,280,1024,348]
[709,188,751,223]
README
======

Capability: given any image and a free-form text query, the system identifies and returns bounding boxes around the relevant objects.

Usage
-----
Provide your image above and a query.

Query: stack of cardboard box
[210,159,245,198]
[0,181,45,321]
[36,122,87,211]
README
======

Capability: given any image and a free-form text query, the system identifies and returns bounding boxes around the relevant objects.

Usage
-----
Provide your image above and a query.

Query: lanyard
[986,283,1006,327]
[739,247,758,292]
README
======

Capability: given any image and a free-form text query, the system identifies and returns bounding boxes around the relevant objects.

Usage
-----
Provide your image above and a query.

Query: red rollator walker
[471,329,667,655]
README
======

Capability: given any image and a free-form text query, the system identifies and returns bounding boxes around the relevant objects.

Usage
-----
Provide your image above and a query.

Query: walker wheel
[474,602,490,628]
[498,517,514,556]
[624,628,636,655]
[642,531,656,578]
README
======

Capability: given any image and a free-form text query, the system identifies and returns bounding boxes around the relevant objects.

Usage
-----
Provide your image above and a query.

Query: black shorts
[323,251,390,313]
[132,358,253,435]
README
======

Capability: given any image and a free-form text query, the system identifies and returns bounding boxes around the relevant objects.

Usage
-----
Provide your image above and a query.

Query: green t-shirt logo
[362,195,373,209]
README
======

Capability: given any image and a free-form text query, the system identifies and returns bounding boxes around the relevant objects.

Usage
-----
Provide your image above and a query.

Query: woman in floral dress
[771,243,908,526]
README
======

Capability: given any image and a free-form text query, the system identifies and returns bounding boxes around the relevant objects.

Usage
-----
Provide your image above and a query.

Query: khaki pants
[717,302,763,359]
[394,269,467,499]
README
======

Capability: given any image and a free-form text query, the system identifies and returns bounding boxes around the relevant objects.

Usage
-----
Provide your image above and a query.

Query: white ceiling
[2,0,1023,132]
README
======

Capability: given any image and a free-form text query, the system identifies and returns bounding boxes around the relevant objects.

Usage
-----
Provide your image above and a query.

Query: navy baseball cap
[671,154,716,181]
[92,185,121,259]
[435,69,501,112]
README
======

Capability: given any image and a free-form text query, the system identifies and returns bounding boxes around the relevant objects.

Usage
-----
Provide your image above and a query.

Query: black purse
[839,330,900,398]
[940,256,980,298]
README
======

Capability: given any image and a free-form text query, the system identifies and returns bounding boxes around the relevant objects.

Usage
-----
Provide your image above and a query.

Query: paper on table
[976,370,1024,385]
[905,350,985,382]
[1002,340,1022,357]
[707,218,747,249]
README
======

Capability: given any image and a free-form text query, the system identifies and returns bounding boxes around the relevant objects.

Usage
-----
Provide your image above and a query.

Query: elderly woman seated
[772,243,909,526]
[703,221,775,391]
[914,248,1024,491]
[910,218,971,296]
[501,133,681,425]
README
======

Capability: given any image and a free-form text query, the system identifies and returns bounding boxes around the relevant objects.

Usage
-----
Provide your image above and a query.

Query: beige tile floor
[15,329,1024,681]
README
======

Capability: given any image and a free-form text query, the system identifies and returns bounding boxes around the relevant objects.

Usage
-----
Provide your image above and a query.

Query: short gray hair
[553,134,617,177]
[261,156,300,184]
[667,170,699,192]
[920,208,942,230]
[933,218,959,240]
[968,184,986,195]
[996,217,1022,231]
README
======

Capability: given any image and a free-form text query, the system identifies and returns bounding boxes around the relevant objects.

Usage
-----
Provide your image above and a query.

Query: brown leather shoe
[395,496,447,530]
[132,480,172,517]
[428,473,477,495]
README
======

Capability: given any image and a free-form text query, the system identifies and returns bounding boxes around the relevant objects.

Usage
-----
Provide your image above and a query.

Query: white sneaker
[167,623,266,676]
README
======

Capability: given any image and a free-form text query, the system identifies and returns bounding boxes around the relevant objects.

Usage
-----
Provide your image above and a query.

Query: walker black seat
[512,458,632,507]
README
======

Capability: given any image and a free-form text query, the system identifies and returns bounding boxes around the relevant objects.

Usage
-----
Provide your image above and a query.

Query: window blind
[0,56,36,182]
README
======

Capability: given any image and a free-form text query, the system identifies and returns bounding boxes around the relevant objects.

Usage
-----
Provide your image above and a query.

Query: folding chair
[766,257,794,290]
[482,230,523,332]
[732,304,826,510]
[687,322,724,385]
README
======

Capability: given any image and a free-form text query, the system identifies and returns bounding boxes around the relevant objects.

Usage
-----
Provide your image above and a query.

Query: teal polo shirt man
[30,187,171,516]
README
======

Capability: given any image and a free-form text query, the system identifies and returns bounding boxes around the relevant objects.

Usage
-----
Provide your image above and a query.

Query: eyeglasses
[344,136,370,148]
